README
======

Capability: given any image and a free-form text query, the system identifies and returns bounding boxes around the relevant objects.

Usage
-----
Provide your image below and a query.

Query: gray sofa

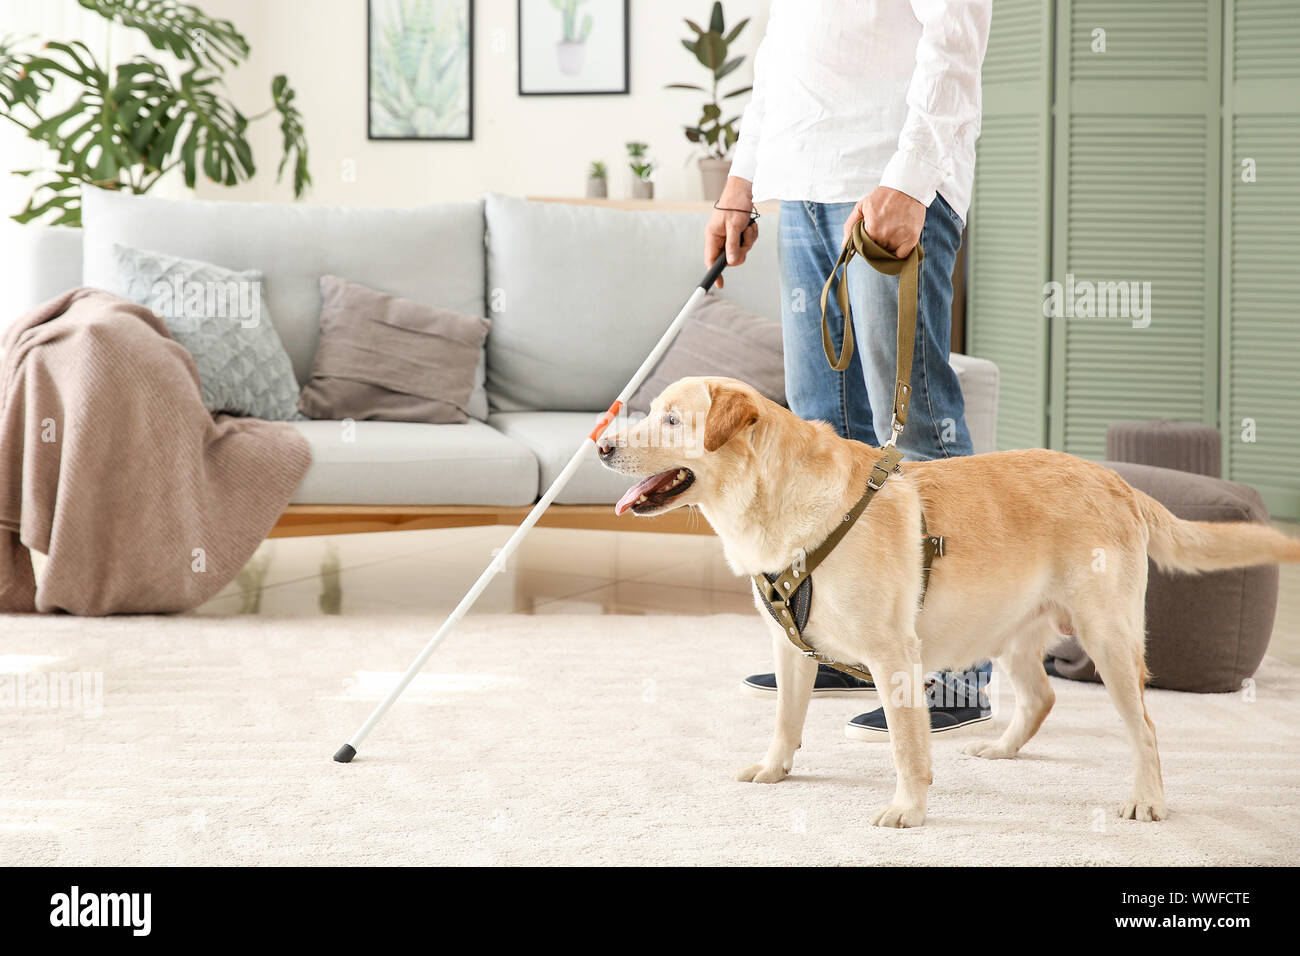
[2,191,1001,511]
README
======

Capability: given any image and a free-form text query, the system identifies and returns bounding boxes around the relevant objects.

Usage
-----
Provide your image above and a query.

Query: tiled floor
[195,520,1300,667]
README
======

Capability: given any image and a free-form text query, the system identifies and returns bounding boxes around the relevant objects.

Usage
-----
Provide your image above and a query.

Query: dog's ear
[703,383,760,452]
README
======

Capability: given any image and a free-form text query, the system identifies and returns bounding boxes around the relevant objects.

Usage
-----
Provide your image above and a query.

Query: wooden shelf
[526,196,781,215]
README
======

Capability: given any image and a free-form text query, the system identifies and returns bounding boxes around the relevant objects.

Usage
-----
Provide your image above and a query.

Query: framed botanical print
[518,0,629,96]
[368,0,474,140]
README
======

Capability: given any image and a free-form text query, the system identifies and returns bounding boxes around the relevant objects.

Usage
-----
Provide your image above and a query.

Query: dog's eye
[665,412,681,427]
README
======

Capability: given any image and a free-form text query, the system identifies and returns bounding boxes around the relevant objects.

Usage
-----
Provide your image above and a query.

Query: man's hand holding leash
[843,185,927,258]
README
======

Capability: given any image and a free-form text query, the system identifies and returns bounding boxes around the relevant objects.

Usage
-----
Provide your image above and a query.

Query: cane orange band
[588,400,623,442]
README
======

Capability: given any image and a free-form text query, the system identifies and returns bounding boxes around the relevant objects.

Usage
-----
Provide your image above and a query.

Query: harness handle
[819,223,924,446]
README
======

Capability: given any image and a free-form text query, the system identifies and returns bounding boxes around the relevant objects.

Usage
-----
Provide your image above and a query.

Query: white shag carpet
[2,612,1297,866]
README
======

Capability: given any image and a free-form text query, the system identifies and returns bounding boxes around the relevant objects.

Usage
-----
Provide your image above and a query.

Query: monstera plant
[0,0,310,226]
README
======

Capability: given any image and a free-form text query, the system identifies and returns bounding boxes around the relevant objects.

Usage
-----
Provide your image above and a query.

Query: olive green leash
[752,222,944,684]
[820,223,923,446]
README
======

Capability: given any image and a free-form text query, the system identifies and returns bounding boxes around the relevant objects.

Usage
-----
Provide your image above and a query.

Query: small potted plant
[586,160,608,198]
[552,0,593,76]
[667,2,751,201]
[626,142,655,199]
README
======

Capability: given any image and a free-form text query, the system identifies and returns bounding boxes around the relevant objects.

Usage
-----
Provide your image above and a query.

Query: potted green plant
[667,2,751,202]
[0,0,309,226]
[552,0,593,76]
[626,142,654,200]
[586,160,607,198]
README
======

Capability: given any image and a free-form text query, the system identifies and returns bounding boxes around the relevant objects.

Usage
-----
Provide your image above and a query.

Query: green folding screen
[967,0,1054,451]
[970,1,1300,518]
[1221,0,1300,517]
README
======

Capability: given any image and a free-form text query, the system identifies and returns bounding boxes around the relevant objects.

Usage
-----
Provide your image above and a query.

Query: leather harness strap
[750,445,904,683]
[919,512,945,604]
[752,224,944,684]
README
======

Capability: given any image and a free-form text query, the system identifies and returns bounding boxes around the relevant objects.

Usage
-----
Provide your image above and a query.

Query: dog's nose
[596,438,616,460]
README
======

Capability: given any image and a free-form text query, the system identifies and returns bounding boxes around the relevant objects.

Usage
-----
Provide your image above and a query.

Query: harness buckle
[867,462,895,491]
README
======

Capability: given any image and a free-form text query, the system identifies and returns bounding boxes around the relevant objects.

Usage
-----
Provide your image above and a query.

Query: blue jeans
[778,196,973,458]
[778,195,990,697]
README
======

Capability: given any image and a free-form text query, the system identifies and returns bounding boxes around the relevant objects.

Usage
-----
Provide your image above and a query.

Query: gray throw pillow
[298,275,491,424]
[113,243,300,420]
[628,293,787,413]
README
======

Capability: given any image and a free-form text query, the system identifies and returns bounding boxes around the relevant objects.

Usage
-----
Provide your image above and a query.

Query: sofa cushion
[81,188,487,394]
[627,292,786,414]
[298,275,490,424]
[289,420,537,506]
[488,411,646,505]
[483,193,780,412]
[1046,461,1280,693]
[114,243,301,420]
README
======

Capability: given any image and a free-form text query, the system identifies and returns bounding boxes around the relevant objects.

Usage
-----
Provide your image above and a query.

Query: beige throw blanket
[0,289,311,614]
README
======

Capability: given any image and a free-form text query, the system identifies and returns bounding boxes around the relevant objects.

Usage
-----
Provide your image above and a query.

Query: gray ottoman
[1045,461,1279,693]
[1105,419,1222,478]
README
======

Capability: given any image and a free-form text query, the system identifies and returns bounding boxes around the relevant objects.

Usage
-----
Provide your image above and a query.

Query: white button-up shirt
[730,0,992,222]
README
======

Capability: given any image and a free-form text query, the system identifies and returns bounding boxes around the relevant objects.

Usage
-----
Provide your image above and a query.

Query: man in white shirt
[709,0,995,739]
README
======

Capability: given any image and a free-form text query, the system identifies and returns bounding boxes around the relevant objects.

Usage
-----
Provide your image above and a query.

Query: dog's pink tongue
[616,473,669,516]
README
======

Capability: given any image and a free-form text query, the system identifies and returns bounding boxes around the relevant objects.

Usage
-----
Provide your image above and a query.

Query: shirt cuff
[879,148,946,207]
[728,141,758,185]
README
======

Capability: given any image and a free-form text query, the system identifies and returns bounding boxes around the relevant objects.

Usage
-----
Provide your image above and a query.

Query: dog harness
[751,225,945,684]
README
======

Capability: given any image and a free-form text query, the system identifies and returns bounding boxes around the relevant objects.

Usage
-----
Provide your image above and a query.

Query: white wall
[1,0,770,213]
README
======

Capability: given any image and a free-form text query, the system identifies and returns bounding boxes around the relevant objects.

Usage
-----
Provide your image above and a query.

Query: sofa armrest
[948,351,999,455]
[0,222,85,334]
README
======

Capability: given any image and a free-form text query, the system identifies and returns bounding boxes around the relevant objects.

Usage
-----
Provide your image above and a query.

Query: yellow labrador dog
[597,376,1300,828]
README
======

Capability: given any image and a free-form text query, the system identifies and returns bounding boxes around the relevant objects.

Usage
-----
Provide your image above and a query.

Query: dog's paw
[871,803,926,828]
[1118,800,1168,822]
[735,762,789,784]
[962,739,1015,760]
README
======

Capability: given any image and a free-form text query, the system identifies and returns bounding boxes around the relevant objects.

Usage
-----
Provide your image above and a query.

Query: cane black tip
[333,744,357,763]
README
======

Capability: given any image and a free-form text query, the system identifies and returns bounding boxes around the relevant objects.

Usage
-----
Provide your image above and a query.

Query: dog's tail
[1135,489,1300,574]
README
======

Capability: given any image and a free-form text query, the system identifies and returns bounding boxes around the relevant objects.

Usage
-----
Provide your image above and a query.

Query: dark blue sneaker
[845,680,991,741]
[742,662,876,699]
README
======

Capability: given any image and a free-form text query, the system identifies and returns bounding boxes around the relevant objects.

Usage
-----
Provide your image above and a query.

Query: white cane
[333,245,738,762]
